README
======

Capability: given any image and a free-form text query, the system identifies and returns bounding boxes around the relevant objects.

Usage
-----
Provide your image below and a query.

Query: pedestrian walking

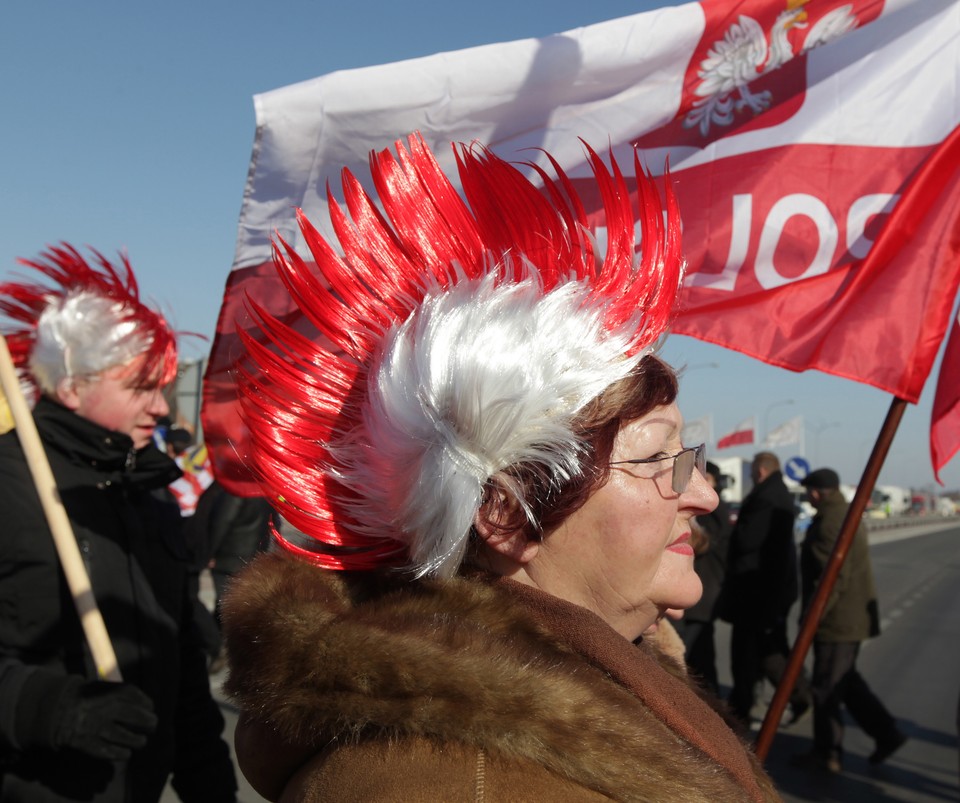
[723,452,812,728]
[792,467,907,773]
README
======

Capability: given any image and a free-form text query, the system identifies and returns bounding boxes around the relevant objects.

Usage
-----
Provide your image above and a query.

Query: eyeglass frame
[610,443,706,494]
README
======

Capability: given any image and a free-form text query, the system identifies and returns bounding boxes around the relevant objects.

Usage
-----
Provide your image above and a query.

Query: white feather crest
[331,269,647,578]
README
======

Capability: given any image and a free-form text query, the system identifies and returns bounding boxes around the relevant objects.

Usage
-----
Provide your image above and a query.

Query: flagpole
[754,396,908,761]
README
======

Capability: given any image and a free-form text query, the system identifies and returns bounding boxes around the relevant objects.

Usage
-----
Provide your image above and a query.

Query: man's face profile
[59,355,171,449]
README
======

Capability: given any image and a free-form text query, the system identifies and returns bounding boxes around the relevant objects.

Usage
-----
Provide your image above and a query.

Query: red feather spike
[337,166,435,311]
[582,143,636,311]
[523,153,595,285]
[241,296,358,403]
[370,139,485,289]
[399,134,486,278]
[455,144,573,284]
[271,231,379,360]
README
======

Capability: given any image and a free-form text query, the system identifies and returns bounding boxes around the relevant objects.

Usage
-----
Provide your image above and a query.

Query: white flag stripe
[235,3,705,270]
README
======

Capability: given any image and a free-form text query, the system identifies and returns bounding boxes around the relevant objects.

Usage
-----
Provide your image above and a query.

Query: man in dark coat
[0,244,237,802]
[676,461,731,693]
[794,468,906,773]
[723,451,811,727]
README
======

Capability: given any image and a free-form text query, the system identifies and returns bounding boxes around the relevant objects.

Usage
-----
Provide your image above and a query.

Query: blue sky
[2,0,957,492]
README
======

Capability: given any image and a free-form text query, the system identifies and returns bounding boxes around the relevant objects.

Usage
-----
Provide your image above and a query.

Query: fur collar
[223,553,777,802]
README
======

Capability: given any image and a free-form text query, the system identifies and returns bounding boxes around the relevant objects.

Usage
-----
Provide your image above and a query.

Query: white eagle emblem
[684,1,859,136]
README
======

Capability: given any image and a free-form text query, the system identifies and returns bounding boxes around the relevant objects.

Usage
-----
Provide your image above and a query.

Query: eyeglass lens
[672,444,705,494]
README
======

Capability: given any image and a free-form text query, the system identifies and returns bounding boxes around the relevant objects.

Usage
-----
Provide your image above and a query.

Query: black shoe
[869,730,907,765]
[791,750,842,774]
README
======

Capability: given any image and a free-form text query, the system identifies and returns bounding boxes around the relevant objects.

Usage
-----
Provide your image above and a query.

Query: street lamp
[813,421,841,465]
[678,362,719,385]
[763,399,795,443]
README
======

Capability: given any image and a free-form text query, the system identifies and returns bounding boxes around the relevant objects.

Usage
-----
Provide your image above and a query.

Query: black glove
[15,673,157,761]
[55,680,158,761]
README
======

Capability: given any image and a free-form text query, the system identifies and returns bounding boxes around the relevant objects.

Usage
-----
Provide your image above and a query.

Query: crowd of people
[674,451,907,775]
[0,137,911,802]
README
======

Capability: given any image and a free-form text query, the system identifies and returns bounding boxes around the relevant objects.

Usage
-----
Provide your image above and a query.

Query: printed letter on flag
[717,418,756,450]
[205,0,960,494]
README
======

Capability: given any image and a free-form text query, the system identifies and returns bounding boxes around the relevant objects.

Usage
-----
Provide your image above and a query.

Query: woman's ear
[473,479,540,565]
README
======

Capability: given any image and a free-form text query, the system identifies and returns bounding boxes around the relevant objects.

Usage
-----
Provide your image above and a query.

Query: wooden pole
[0,335,122,681]
[754,395,907,760]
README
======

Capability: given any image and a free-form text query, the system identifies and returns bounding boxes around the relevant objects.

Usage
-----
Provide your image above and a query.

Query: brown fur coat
[222,553,779,802]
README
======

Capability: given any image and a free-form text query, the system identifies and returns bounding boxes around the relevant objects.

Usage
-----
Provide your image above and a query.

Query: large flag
[717,417,756,450]
[205,0,960,495]
[764,415,803,448]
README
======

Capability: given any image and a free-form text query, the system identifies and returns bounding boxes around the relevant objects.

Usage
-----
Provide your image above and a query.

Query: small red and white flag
[717,418,757,450]
[764,415,804,448]
[682,414,713,447]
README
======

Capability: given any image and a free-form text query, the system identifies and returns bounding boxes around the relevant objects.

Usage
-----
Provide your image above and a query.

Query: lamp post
[813,421,841,465]
[763,399,795,444]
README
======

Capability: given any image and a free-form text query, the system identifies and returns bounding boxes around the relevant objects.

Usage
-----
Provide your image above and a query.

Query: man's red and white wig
[239,134,685,578]
[0,244,177,399]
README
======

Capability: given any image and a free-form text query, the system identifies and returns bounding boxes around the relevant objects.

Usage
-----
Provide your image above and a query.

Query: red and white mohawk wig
[239,134,684,578]
[0,243,177,399]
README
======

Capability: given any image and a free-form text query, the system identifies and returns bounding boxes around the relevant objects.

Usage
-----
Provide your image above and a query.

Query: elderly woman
[222,134,780,802]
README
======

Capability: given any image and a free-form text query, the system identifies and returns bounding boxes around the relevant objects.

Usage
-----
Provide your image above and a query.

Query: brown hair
[485,354,678,538]
[752,451,781,474]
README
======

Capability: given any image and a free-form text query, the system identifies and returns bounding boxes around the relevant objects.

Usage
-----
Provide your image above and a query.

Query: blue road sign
[784,456,810,482]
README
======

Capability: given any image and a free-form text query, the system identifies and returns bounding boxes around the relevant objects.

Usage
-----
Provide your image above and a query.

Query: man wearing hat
[796,467,906,773]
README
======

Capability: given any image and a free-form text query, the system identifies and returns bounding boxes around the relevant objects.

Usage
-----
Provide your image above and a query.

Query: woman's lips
[666,532,695,556]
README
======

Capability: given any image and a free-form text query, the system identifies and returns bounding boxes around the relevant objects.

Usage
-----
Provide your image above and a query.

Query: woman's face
[525,402,718,640]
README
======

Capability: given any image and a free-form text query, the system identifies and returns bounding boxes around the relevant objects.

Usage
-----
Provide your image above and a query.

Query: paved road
[731,519,960,802]
[165,518,960,802]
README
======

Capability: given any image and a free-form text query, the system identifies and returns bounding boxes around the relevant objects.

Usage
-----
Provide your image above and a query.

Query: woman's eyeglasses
[610,443,706,494]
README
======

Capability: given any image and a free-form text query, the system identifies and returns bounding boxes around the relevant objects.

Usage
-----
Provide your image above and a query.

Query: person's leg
[841,645,906,763]
[760,618,811,721]
[811,641,856,763]
[843,670,897,739]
